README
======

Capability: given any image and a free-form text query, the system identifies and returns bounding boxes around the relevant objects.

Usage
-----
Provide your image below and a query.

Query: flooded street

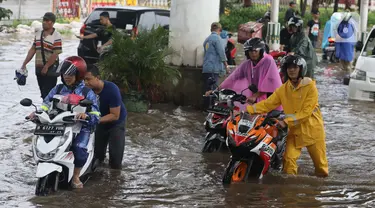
[2,32,375,208]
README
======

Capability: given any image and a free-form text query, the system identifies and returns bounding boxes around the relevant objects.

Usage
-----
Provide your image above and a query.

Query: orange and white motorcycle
[222,85,288,184]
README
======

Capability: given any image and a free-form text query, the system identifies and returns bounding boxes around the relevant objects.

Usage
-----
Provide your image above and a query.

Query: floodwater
[1,32,375,208]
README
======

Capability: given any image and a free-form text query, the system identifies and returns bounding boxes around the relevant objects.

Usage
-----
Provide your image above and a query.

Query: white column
[360,0,369,42]
[268,0,280,50]
[169,0,220,67]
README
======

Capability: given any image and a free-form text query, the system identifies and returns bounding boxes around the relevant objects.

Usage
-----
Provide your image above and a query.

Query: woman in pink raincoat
[206,38,283,111]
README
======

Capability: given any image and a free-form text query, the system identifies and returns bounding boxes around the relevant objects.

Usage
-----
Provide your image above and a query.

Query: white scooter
[20,95,98,196]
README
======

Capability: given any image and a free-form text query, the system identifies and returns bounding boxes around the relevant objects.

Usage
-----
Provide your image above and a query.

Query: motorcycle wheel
[35,172,59,196]
[222,160,250,184]
[202,133,222,153]
[330,52,338,63]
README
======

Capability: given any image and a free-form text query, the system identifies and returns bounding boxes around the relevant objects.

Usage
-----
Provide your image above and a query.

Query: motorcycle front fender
[36,162,63,178]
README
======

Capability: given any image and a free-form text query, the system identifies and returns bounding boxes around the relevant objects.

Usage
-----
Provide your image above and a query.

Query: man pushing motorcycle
[246,55,329,177]
[28,56,100,188]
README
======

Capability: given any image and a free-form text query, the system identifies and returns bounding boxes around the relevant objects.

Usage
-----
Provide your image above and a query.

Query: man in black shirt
[306,9,320,48]
[284,1,297,25]
[77,12,115,53]
[280,27,293,52]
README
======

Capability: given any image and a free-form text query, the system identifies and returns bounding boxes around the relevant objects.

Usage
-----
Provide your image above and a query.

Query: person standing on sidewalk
[21,12,62,99]
[84,65,127,169]
[306,9,320,49]
[202,22,229,110]
[284,1,297,25]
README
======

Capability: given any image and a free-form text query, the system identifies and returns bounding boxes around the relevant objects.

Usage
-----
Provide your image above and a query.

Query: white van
[348,26,375,101]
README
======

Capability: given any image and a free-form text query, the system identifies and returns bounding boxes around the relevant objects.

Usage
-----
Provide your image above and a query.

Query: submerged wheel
[35,172,59,196]
[202,134,222,153]
[231,162,248,182]
[222,160,249,184]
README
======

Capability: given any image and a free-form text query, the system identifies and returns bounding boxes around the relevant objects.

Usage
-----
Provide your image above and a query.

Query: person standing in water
[247,55,329,177]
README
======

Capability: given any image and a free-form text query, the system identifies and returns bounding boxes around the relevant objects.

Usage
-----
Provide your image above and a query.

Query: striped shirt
[33,29,62,69]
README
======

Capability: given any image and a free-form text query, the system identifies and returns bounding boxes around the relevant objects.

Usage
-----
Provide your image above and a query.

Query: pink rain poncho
[220,53,282,111]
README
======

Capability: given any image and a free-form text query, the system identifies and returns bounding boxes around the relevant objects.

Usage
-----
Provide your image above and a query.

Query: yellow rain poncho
[247,77,329,177]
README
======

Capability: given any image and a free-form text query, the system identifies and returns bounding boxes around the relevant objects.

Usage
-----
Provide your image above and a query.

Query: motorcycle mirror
[248,84,258,93]
[79,99,94,107]
[20,98,33,107]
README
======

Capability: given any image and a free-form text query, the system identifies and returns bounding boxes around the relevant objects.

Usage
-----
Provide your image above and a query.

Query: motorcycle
[226,33,237,65]
[222,85,288,184]
[202,78,239,153]
[324,37,338,63]
[20,94,98,196]
[202,89,240,153]
[269,51,287,82]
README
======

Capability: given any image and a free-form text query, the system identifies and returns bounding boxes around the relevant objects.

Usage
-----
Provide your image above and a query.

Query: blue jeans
[202,73,219,110]
[72,130,90,168]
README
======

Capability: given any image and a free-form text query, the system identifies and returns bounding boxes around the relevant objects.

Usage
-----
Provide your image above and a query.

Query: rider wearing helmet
[247,55,329,177]
[288,16,318,79]
[209,38,282,110]
[39,56,100,188]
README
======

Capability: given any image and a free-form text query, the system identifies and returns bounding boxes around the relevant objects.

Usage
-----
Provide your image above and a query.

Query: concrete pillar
[268,0,280,50]
[360,0,369,42]
[267,22,281,50]
[168,0,220,67]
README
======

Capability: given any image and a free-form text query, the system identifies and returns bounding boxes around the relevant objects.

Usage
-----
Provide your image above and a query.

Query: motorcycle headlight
[59,131,70,147]
[351,69,366,81]
[36,148,58,160]
[219,93,233,102]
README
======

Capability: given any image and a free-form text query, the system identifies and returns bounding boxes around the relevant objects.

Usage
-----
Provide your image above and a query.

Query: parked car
[78,6,170,64]
[348,25,375,101]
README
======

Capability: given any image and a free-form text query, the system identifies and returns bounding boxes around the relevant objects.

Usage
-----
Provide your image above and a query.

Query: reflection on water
[1,33,375,207]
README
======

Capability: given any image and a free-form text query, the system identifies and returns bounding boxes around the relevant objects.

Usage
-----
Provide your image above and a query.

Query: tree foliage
[0,7,12,21]
[0,0,13,21]
[98,27,181,103]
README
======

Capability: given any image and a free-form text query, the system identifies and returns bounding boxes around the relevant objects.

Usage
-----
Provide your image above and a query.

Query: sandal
[71,181,83,189]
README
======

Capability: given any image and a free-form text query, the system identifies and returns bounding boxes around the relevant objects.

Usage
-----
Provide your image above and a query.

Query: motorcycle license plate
[34,125,65,136]
[207,106,230,115]
[325,46,335,52]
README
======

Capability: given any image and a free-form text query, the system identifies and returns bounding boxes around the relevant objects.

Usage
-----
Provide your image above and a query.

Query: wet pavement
[1,32,375,207]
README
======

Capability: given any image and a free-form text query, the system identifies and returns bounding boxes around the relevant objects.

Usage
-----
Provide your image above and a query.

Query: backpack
[337,17,355,39]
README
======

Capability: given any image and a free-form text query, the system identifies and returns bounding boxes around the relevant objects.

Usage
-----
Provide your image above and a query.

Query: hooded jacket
[41,81,100,128]
[290,32,318,79]
[220,53,282,111]
[247,77,325,148]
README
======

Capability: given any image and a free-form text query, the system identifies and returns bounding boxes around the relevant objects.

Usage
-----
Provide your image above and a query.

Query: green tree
[98,27,181,103]
[0,0,13,21]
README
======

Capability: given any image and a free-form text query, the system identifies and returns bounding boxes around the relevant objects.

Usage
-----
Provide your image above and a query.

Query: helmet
[57,56,87,83]
[264,11,271,20]
[280,55,307,80]
[288,16,303,32]
[243,38,266,60]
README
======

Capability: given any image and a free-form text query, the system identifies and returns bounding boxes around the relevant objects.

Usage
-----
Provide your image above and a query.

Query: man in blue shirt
[202,22,228,109]
[84,65,127,169]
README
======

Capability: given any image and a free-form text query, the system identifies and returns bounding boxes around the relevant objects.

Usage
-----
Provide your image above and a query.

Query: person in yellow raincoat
[247,55,329,177]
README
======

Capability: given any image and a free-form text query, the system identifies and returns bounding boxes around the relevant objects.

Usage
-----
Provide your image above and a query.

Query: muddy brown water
[1,33,375,207]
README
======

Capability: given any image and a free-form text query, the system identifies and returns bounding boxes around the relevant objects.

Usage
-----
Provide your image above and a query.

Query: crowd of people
[13,6,359,187]
[201,16,331,177]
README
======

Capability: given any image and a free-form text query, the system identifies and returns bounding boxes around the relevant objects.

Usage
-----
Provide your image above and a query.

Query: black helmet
[280,55,307,81]
[288,16,303,32]
[243,38,266,60]
[264,11,271,20]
